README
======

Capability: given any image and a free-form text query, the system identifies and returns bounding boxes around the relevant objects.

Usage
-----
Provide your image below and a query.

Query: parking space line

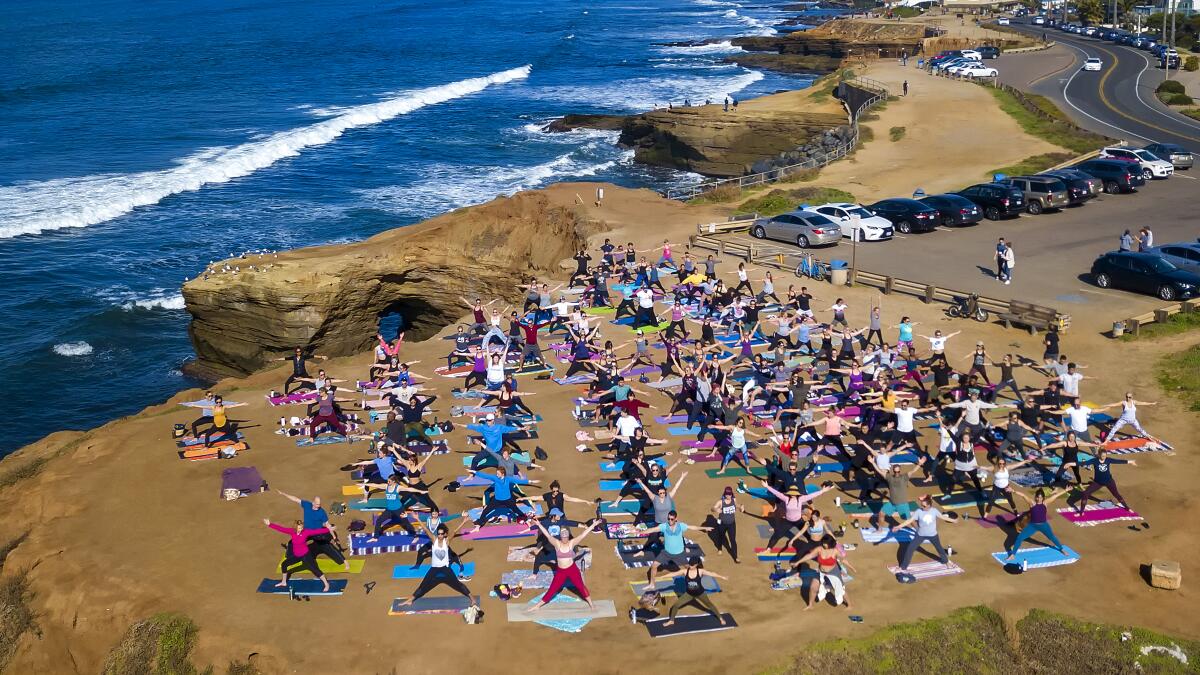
[1174,174,1196,180]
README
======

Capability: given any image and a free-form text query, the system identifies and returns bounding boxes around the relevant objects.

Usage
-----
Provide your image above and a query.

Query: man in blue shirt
[467,466,539,530]
[275,489,349,571]
[643,510,712,585]
[467,414,528,470]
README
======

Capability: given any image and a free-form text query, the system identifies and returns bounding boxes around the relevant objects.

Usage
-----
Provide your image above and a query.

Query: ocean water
[0,0,820,454]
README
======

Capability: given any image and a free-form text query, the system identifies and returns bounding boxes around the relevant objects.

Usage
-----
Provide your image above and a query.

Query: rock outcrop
[616,105,847,178]
[732,18,929,67]
[182,188,608,377]
[544,114,626,133]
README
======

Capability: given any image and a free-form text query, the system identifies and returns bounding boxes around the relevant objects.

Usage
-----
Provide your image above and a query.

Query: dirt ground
[2,34,1198,675]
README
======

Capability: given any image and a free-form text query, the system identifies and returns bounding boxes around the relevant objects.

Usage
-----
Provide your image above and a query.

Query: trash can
[829,259,849,286]
[1112,321,1125,338]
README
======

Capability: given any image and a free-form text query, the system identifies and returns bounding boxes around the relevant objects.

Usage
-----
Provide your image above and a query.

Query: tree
[1076,0,1105,25]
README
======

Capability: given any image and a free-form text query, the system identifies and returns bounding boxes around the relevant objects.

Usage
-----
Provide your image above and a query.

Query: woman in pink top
[761,481,835,549]
[266,519,332,592]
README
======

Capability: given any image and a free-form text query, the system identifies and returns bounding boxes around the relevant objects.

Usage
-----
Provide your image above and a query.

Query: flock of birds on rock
[186,249,281,282]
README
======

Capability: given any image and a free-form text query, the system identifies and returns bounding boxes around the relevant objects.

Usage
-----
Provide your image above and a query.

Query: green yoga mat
[704,467,767,479]
[281,557,365,575]
[935,491,987,509]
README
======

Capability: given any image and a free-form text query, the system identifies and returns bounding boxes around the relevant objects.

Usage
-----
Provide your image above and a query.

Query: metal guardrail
[663,77,889,201]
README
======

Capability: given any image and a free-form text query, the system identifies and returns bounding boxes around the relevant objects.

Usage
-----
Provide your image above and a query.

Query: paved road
[1002,23,1200,152]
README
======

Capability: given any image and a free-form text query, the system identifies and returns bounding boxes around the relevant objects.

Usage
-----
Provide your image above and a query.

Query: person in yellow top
[202,395,246,448]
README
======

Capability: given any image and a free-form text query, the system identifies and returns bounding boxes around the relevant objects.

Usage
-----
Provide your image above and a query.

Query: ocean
[0,0,822,454]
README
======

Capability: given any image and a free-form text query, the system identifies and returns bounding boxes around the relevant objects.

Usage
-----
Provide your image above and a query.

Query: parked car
[997,16,1011,25]
[749,209,842,248]
[1082,57,1102,71]
[1002,175,1070,214]
[958,64,1000,78]
[1073,158,1146,193]
[1033,15,1045,25]
[1143,142,1194,170]
[1100,146,1174,179]
[1091,251,1200,300]
[946,60,984,74]
[866,198,941,233]
[977,45,1001,59]
[1149,241,1200,274]
[960,49,982,61]
[1038,169,1100,205]
[955,182,1025,220]
[1084,26,1098,36]
[1161,49,1181,69]
[919,193,983,226]
[812,203,894,241]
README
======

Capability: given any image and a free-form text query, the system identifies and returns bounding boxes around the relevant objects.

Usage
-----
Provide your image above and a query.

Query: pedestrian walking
[1137,227,1153,251]
[1119,229,1133,252]
[994,237,1007,281]
[902,80,909,96]
[1001,243,1015,285]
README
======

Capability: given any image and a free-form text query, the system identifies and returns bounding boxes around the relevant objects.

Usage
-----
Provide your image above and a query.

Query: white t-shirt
[928,336,947,352]
[1059,372,1083,397]
[553,301,573,317]
[615,414,641,438]
[430,539,450,568]
[738,269,748,281]
[915,507,941,537]
[993,467,1010,489]
[894,407,917,433]
[636,288,655,309]
[831,303,847,319]
[1065,406,1091,432]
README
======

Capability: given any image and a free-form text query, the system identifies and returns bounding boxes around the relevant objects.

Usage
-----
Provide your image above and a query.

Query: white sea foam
[0,65,533,239]
[122,292,186,311]
[530,69,764,112]
[53,341,94,357]
[695,0,740,5]
[655,40,742,56]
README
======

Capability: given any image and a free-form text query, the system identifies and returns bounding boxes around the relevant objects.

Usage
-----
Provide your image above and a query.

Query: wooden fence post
[884,276,894,295]
[1154,309,1171,324]
[923,285,936,304]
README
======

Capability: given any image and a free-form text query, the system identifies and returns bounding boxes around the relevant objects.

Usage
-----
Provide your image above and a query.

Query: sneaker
[736,480,748,494]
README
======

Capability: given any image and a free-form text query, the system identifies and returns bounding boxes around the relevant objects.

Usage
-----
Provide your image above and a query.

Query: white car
[959,64,999,78]
[960,49,982,61]
[1100,146,1175,179]
[1083,57,1102,71]
[1033,16,1045,25]
[997,16,1011,25]
[946,60,983,74]
[813,203,895,241]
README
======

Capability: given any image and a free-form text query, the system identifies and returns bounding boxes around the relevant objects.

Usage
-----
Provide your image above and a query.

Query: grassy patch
[0,570,37,670]
[1120,311,1200,341]
[889,126,906,142]
[686,183,743,205]
[776,607,1200,673]
[777,168,819,184]
[103,612,214,675]
[0,436,86,492]
[1183,109,1200,121]
[736,187,856,217]
[989,151,1074,177]
[1157,343,1200,412]
[986,87,1110,154]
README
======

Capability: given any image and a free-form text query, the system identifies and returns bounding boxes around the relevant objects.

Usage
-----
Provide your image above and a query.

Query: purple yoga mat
[655,414,688,424]
[459,523,535,540]
[220,466,265,498]
[680,439,717,449]
[620,365,658,376]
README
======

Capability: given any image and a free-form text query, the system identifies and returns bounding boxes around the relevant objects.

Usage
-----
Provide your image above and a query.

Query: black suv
[977,45,1001,59]
[955,182,1025,220]
[1038,169,1099,206]
[866,198,941,233]
[1091,251,1200,300]
[1073,159,1146,193]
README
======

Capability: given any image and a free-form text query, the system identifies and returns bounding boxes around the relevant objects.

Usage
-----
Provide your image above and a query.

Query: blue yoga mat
[599,478,670,492]
[460,454,531,467]
[667,426,710,436]
[598,500,642,515]
[599,458,666,473]
[257,578,347,595]
[992,545,1079,569]
[465,503,542,520]
[392,562,475,579]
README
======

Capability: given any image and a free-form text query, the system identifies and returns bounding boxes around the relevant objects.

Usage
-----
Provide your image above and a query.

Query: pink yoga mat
[680,439,717,449]
[973,513,1018,529]
[459,523,534,540]
[1058,506,1141,526]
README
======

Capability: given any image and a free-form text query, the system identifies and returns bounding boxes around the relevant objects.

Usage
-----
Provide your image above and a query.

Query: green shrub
[1156,79,1186,94]
[1185,55,1199,72]
[889,126,907,142]
[736,187,857,217]
[1168,93,1195,105]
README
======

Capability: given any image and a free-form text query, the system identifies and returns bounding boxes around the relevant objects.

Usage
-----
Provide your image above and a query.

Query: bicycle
[794,254,829,282]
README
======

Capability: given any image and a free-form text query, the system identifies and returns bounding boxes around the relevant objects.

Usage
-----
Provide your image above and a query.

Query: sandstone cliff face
[732,18,928,62]
[182,189,605,377]
[617,106,847,178]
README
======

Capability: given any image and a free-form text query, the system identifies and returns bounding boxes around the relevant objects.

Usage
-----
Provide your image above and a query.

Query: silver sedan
[749,209,842,248]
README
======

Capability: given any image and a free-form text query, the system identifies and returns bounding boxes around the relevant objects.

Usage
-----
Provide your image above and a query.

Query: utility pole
[1163,0,1172,79]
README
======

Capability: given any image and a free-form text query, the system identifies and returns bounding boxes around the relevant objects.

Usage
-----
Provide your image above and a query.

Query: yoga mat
[391,563,475,579]
[1057,505,1141,526]
[349,533,429,555]
[256,578,346,595]
[465,503,542,521]
[629,576,720,597]
[267,392,318,406]
[841,501,918,516]
[973,513,1019,529]
[704,467,766,479]
[507,546,539,563]
[389,595,480,615]
[886,560,965,580]
[859,527,916,544]
[459,453,531,467]
[991,545,1079,569]
[647,377,684,389]
[755,547,797,561]
[643,613,737,638]
[500,570,556,589]
[654,414,689,424]
[280,558,365,575]
[295,435,352,447]
[506,599,617,622]
[179,442,247,460]
[175,431,243,447]
[599,478,670,491]
[459,524,534,541]
[935,491,987,510]
[604,522,653,539]
[682,451,742,464]
[621,365,658,376]
[553,375,595,385]
[680,439,717,449]
[598,500,642,515]
[618,545,704,569]
[599,458,666,473]
[667,426,710,436]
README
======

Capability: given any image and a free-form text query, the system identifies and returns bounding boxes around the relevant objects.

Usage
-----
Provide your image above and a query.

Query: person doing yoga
[657,557,729,626]
[266,518,332,592]
[524,520,603,613]
[1005,487,1070,561]
[395,522,478,610]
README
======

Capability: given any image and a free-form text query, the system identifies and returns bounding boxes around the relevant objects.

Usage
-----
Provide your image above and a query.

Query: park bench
[998,300,1069,334]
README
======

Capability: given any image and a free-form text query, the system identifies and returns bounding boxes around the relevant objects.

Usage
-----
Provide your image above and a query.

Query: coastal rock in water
[182,189,606,377]
[730,19,928,75]
[544,114,627,133]
[617,107,845,178]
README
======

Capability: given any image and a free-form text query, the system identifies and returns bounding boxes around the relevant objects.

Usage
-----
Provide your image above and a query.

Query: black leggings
[204,422,236,447]
[463,371,486,389]
[1076,480,1128,511]
[375,508,417,537]
[474,498,523,526]
[281,550,321,578]
[283,374,311,395]
[411,567,473,600]
[307,534,346,565]
[983,485,1016,513]
[565,360,594,377]
[712,521,738,560]
[864,328,883,348]
[665,320,688,339]
[950,468,984,494]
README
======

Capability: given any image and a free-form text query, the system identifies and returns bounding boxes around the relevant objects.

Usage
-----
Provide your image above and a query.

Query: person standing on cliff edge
[595,186,604,207]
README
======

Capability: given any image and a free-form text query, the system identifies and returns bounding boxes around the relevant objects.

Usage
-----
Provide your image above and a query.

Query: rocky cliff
[732,18,929,65]
[182,187,608,377]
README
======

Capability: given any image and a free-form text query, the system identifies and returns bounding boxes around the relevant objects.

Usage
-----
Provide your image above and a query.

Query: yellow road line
[1090,42,1200,143]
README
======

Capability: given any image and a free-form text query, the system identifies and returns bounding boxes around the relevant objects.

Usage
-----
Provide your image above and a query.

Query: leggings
[899,533,948,570]
[719,446,752,471]
[669,592,720,620]
[1009,521,1063,554]
[665,320,688,339]
[542,563,589,603]
[411,566,473,600]
[967,365,991,384]
[308,413,346,437]
[474,498,523,526]
[190,415,213,437]
[307,534,346,566]
[283,374,311,394]
[864,328,883,348]
[463,371,486,389]
[950,468,984,494]
[983,485,1016,513]
[995,379,1023,402]
[564,360,594,377]
[1076,480,1128,512]
[734,280,753,295]
[281,549,321,579]
[204,422,236,446]
[711,522,738,560]
[1107,416,1147,439]
[374,508,417,537]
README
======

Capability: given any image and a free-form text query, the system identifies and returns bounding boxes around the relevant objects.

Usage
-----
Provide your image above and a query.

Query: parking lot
[713,173,1196,330]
